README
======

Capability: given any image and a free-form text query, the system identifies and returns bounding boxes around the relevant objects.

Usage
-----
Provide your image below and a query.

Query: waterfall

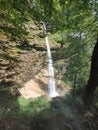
[43,22,59,98]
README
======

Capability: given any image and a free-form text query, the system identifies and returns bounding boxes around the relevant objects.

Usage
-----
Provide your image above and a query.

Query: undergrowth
[0,87,84,130]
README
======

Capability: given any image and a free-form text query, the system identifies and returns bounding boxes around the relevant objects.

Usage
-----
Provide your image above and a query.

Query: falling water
[43,22,59,97]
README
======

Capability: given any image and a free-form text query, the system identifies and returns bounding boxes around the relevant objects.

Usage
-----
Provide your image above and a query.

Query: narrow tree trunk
[84,38,98,111]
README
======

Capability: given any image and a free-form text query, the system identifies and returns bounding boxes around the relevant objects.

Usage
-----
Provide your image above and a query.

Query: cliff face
[0,19,68,99]
[0,21,47,95]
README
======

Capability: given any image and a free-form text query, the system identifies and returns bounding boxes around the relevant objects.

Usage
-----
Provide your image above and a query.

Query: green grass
[0,93,50,119]
[18,96,50,117]
[18,96,50,108]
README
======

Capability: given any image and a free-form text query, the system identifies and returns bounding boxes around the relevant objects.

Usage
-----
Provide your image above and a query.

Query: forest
[0,0,98,130]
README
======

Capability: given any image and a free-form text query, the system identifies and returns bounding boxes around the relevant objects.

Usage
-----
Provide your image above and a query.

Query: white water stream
[43,23,59,97]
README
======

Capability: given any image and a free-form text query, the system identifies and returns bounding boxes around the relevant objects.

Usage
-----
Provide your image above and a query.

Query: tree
[84,38,98,112]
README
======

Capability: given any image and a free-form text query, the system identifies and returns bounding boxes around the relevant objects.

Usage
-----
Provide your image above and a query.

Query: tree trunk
[84,38,98,111]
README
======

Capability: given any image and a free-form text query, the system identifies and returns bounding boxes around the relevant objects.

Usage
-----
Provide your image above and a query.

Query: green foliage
[51,0,97,97]
[18,96,50,116]
[0,96,50,121]
[61,35,92,95]
[0,0,31,39]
